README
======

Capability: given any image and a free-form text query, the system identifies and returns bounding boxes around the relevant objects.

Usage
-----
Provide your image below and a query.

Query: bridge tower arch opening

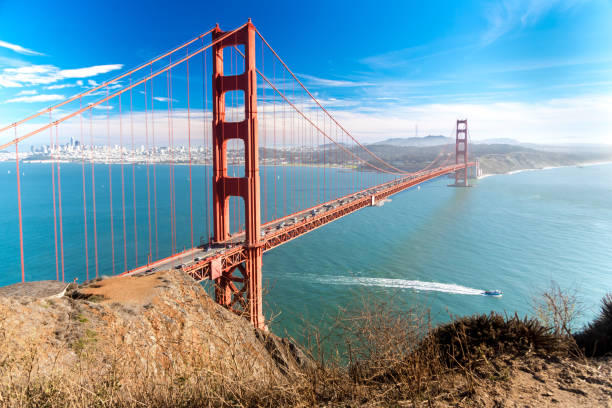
[455,119,469,187]
[211,20,265,329]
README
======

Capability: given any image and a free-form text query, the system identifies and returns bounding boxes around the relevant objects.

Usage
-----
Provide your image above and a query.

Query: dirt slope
[0,270,308,406]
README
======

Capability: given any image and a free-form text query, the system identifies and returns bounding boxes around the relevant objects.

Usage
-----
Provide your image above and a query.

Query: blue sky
[1,0,611,143]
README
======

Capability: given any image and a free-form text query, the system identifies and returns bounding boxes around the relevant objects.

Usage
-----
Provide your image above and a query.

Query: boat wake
[313,275,484,296]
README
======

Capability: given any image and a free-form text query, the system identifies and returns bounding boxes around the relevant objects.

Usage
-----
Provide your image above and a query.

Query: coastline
[477,160,612,180]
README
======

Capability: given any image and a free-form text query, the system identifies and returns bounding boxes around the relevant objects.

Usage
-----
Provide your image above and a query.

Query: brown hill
[0,271,610,407]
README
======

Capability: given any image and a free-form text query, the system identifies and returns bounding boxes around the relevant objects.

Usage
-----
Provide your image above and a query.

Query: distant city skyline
[1,0,611,144]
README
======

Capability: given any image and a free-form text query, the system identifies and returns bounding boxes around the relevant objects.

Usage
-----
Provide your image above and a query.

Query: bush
[425,312,568,369]
[530,281,583,337]
[574,294,612,357]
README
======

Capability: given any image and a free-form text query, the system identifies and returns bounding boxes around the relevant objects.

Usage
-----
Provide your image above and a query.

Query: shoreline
[477,160,612,180]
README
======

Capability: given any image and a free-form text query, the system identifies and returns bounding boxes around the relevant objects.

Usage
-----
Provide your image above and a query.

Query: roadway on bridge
[125,163,473,280]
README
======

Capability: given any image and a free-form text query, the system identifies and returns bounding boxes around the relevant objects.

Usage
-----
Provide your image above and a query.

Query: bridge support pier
[211,20,265,330]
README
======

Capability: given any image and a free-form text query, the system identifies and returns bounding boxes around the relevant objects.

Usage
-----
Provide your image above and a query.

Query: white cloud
[12,94,610,149]
[46,83,77,90]
[481,0,586,45]
[88,79,99,87]
[0,64,123,89]
[299,74,375,88]
[93,105,114,110]
[60,64,123,79]
[16,89,37,96]
[5,94,64,103]
[0,65,58,86]
[318,95,612,144]
[0,39,44,56]
[76,80,84,86]
[153,96,178,103]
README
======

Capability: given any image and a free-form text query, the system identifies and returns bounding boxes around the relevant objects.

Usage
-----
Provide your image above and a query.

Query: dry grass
[0,276,607,407]
[0,272,311,408]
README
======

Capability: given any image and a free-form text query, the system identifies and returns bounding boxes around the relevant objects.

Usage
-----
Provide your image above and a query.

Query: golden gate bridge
[0,20,476,329]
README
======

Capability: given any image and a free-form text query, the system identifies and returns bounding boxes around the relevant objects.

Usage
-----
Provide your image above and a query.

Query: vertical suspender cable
[151,66,159,258]
[119,96,128,272]
[90,110,99,278]
[106,88,115,274]
[79,99,89,281]
[14,132,25,282]
[144,78,153,263]
[261,38,267,224]
[166,69,174,254]
[186,50,194,249]
[130,75,139,264]
[50,113,59,281]
[273,57,277,220]
[202,39,211,243]
[56,126,65,282]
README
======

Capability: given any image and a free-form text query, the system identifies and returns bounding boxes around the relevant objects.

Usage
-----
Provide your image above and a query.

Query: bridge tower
[455,119,469,187]
[212,20,265,329]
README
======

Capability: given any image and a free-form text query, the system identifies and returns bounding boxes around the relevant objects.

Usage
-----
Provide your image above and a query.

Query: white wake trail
[314,276,484,296]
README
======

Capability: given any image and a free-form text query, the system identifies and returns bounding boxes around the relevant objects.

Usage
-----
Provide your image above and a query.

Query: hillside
[0,270,310,407]
[357,142,612,175]
[0,270,610,406]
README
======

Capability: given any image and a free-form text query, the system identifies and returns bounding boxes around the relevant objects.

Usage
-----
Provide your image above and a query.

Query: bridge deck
[124,163,475,280]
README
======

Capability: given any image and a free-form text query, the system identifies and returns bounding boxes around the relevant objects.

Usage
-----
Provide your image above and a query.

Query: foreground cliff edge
[0,270,610,407]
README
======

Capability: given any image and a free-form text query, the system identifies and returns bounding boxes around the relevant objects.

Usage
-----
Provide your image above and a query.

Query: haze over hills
[361,136,612,175]
[371,135,452,147]
[371,136,524,147]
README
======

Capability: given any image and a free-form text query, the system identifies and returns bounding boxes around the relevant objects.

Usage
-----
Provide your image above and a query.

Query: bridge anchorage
[1,19,477,331]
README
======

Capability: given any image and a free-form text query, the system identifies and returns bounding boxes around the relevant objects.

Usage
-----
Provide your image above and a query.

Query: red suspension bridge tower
[455,119,469,187]
[211,20,265,329]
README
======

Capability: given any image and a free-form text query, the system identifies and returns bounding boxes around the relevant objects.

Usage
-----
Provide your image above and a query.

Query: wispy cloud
[0,64,123,88]
[14,95,611,147]
[5,94,64,103]
[484,55,612,74]
[93,105,114,110]
[16,89,37,96]
[0,39,44,56]
[313,94,612,144]
[481,0,586,45]
[299,73,375,88]
[59,65,122,79]
[153,96,178,103]
[46,83,77,90]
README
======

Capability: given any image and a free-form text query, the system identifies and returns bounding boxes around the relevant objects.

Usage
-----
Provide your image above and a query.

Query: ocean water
[0,161,393,282]
[0,161,611,339]
[261,163,612,338]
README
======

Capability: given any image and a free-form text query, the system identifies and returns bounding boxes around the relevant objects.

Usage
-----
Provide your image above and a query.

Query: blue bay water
[0,161,611,339]
[262,164,612,338]
[0,161,392,282]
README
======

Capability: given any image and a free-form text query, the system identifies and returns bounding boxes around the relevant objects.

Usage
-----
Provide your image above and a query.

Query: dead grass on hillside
[0,280,310,408]
[0,285,599,407]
